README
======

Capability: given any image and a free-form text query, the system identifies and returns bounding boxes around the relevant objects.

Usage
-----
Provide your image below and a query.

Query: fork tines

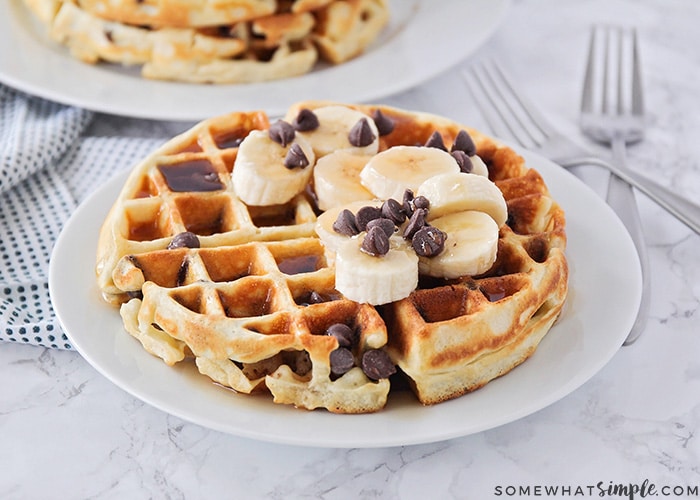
[462,60,555,151]
[582,25,644,119]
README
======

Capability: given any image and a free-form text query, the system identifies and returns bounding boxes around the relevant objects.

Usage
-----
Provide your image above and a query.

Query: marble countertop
[2,0,700,498]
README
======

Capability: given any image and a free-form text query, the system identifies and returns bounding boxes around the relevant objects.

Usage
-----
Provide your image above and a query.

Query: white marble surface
[2,0,700,498]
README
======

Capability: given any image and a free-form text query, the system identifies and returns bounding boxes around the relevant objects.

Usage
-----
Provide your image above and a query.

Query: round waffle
[96,101,568,413]
[22,0,388,84]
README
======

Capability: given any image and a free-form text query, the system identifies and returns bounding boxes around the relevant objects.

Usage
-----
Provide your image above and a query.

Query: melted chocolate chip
[451,150,473,173]
[361,349,396,381]
[330,347,355,376]
[332,209,359,236]
[365,217,396,238]
[355,205,382,231]
[326,323,357,348]
[268,120,295,147]
[381,198,406,225]
[348,118,376,147]
[167,231,201,249]
[371,109,395,136]
[403,208,427,240]
[412,226,447,257]
[424,130,447,151]
[361,225,390,256]
[451,129,477,156]
[284,143,309,169]
[292,108,320,132]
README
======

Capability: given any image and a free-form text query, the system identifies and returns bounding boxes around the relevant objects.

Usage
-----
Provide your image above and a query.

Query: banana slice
[335,235,418,305]
[360,146,460,201]
[417,172,508,227]
[313,150,375,211]
[315,200,382,253]
[418,210,499,279]
[232,129,315,206]
[469,155,490,177]
[295,105,380,158]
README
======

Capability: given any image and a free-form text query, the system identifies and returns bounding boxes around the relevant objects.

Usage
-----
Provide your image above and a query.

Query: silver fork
[461,61,700,236]
[579,25,647,345]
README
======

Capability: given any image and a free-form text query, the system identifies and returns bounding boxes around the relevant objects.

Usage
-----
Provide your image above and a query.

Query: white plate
[49,147,642,448]
[0,0,510,121]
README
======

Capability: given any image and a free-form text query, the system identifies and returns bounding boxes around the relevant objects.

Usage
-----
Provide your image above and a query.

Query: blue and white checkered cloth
[0,85,161,349]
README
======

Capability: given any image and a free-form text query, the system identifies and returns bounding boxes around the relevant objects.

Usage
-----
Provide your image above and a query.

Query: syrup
[157,160,223,192]
[277,255,321,275]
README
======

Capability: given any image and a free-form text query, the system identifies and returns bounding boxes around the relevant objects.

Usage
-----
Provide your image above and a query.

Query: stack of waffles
[22,0,389,83]
[95,101,568,413]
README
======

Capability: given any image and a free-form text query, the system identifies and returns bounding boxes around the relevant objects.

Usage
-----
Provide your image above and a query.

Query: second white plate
[0,0,510,120]
[49,146,642,448]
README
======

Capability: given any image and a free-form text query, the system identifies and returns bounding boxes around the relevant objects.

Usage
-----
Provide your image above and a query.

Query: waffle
[22,0,388,84]
[96,101,568,413]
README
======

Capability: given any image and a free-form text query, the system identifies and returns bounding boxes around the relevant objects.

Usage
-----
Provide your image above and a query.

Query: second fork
[580,26,649,345]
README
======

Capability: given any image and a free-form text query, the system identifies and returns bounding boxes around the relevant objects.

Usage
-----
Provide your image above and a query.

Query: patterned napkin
[0,85,161,349]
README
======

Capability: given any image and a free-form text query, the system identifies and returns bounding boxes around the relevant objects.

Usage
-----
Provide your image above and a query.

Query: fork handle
[608,138,650,346]
[560,156,700,235]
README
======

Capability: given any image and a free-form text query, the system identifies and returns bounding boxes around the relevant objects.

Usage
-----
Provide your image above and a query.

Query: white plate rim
[0,0,511,121]
[49,145,642,448]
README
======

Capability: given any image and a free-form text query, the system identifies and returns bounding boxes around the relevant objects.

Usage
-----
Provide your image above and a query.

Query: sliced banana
[315,199,382,253]
[418,210,499,279]
[232,129,315,206]
[335,235,418,305]
[417,172,508,227]
[313,150,375,211]
[296,105,380,158]
[469,155,489,177]
[359,146,460,201]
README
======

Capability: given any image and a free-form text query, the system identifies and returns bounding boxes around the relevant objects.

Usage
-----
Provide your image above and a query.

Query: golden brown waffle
[22,0,388,84]
[97,101,568,413]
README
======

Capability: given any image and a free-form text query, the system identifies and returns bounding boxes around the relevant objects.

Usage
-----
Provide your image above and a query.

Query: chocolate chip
[332,209,359,236]
[330,347,355,376]
[451,150,473,173]
[326,323,357,348]
[413,195,430,210]
[355,205,382,231]
[308,291,325,304]
[348,118,376,147]
[167,231,200,249]
[176,258,189,286]
[424,131,447,151]
[284,143,309,169]
[402,189,415,217]
[366,217,396,238]
[361,349,396,380]
[361,225,390,256]
[381,198,406,225]
[292,108,320,131]
[403,208,427,240]
[268,120,295,147]
[371,109,395,136]
[412,226,447,257]
[451,129,477,156]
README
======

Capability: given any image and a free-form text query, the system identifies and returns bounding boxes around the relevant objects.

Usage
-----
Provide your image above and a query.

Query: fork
[461,61,700,236]
[579,25,647,345]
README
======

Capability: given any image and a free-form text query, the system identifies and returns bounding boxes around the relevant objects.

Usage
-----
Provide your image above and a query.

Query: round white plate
[49,147,642,448]
[0,0,510,121]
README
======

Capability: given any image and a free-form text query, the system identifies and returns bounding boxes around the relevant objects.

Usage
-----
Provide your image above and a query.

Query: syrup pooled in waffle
[22,0,389,84]
[97,101,568,413]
